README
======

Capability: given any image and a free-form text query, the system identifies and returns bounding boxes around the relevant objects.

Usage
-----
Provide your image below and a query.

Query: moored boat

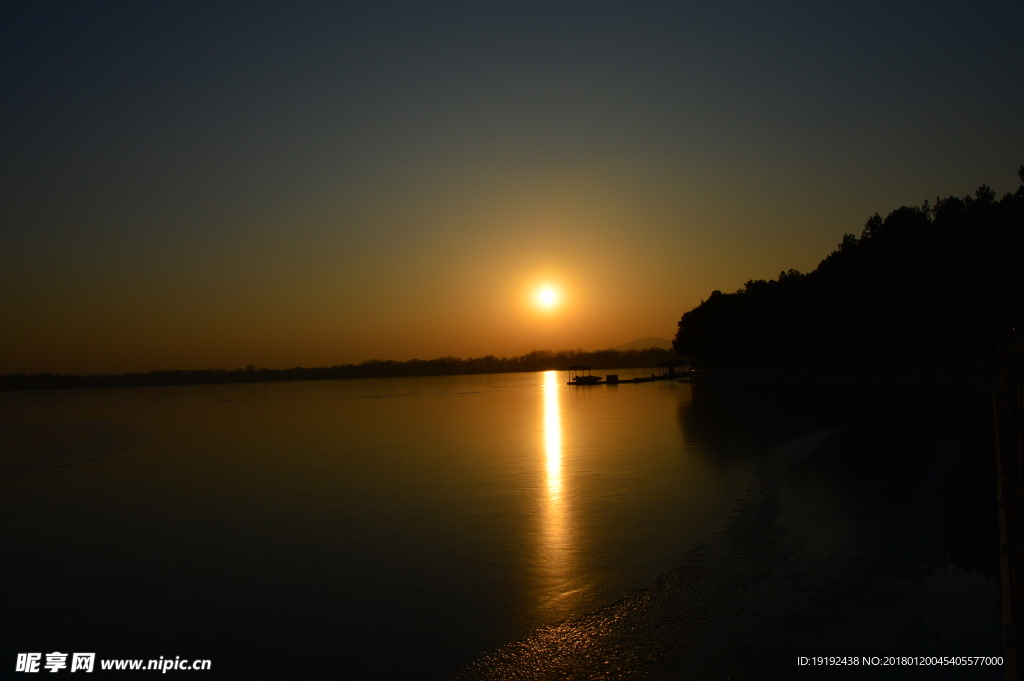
[567,365,602,385]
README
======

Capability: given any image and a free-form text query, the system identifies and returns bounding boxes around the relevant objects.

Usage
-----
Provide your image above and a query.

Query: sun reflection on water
[539,369,573,616]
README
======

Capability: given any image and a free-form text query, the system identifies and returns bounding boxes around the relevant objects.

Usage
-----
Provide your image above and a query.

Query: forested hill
[673,169,1024,366]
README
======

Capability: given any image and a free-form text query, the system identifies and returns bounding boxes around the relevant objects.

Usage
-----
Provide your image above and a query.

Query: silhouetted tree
[674,169,1024,366]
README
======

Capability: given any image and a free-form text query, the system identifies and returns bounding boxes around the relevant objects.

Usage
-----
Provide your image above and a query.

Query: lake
[0,371,1003,678]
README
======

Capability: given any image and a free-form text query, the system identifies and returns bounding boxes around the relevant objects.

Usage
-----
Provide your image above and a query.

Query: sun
[536,286,559,309]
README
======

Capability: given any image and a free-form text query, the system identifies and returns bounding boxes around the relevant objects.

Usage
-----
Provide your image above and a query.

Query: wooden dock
[566,360,690,385]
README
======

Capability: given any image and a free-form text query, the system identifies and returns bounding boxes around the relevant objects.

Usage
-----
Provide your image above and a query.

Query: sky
[2,1,1022,374]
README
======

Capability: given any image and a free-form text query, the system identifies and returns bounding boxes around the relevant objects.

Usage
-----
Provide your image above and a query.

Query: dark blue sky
[2,1,1021,373]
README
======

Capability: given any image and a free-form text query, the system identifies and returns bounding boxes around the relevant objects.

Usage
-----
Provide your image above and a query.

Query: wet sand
[452,422,1002,680]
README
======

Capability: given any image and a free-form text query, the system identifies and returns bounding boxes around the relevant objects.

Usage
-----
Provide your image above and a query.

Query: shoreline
[1,363,993,395]
[448,430,835,681]
[0,349,678,393]
[450,414,1001,680]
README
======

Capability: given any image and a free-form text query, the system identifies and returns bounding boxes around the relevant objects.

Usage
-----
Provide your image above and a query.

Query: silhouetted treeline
[0,347,676,391]
[674,168,1024,366]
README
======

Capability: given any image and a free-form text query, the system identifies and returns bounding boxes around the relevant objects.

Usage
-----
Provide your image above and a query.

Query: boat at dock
[565,359,692,386]
[567,365,603,385]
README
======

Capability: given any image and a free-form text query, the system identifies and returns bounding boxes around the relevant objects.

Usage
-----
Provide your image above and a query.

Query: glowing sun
[536,286,560,309]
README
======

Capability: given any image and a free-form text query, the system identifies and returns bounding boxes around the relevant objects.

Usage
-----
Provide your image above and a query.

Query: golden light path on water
[540,369,574,617]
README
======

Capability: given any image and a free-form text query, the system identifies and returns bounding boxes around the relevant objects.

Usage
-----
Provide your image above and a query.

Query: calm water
[0,372,1002,678]
[1,372,756,677]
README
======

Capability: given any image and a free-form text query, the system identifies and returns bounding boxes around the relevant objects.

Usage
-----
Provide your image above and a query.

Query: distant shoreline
[0,347,678,392]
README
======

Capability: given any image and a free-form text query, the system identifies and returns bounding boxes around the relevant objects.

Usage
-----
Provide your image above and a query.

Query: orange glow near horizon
[3,4,1016,378]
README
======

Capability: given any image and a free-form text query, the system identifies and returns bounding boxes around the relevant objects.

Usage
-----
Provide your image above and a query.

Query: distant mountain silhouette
[614,337,673,351]
[673,168,1024,366]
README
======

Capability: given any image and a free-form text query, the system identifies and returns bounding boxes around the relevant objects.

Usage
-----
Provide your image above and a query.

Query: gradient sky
[2,1,1022,374]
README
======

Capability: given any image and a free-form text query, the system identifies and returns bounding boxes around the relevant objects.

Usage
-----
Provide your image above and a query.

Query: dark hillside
[674,169,1024,365]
